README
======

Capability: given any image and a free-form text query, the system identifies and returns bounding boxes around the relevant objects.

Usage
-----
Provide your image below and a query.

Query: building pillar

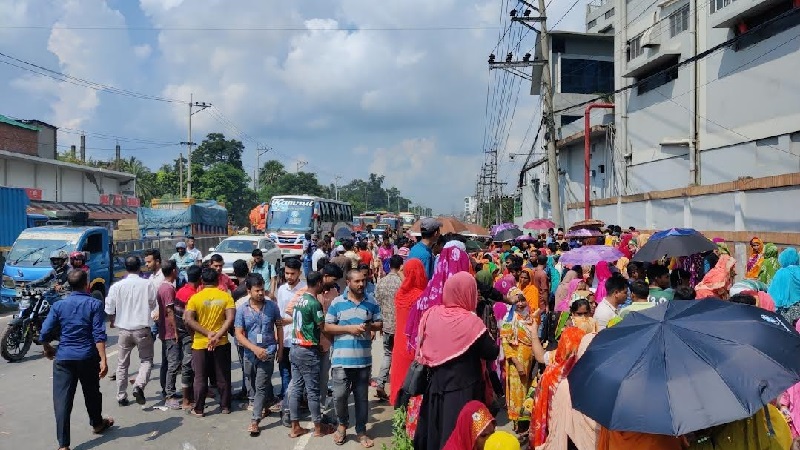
[683,197,692,228]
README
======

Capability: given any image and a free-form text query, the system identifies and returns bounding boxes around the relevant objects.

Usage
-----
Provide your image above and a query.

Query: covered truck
[138,199,228,238]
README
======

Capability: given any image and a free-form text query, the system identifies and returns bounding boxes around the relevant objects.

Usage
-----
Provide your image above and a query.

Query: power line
[0,51,184,104]
[0,25,500,32]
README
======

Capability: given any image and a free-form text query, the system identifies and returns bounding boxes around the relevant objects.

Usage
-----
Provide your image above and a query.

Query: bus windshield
[402,216,416,225]
[267,198,314,232]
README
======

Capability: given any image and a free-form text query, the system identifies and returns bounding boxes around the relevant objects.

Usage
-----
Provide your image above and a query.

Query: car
[203,235,280,277]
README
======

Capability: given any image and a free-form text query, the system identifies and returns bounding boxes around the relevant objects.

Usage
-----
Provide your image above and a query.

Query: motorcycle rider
[70,251,90,276]
[50,250,71,292]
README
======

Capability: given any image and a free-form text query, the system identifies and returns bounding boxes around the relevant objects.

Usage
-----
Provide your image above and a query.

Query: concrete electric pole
[181,93,211,199]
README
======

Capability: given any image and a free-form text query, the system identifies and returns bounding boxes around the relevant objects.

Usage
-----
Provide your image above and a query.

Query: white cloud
[133,44,152,59]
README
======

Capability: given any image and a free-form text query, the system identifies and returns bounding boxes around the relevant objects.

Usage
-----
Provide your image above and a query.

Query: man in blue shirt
[325,269,383,447]
[234,273,283,436]
[408,218,441,280]
[40,269,113,450]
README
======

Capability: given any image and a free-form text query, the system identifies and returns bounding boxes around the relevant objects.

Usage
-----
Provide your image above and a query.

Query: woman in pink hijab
[414,272,501,450]
[593,261,613,303]
[405,245,471,351]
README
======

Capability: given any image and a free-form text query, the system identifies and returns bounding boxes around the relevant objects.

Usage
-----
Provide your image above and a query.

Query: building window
[734,2,800,50]
[627,34,644,61]
[669,4,690,37]
[710,0,735,14]
[588,19,597,29]
[637,63,679,95]
[605,7,615,18]
[560,59,614,94]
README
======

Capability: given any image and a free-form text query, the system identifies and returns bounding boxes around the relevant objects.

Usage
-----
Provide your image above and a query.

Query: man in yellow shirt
[185,268,236,417]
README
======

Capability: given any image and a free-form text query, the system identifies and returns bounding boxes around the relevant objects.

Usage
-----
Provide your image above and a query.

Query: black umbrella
[568,299,800,435]
[631,227,716,262]
[493,228,522,242]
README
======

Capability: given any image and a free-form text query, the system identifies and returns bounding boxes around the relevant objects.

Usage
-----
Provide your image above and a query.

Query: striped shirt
[326,292,382,369]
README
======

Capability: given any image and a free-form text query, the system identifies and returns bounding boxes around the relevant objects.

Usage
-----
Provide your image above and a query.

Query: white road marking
[292,430,312,450]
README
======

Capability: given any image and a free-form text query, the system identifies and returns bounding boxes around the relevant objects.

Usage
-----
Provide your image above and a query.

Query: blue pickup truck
[2,226,113,305]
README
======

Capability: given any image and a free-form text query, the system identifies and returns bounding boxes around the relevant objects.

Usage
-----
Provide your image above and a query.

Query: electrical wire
[1,25,501,32]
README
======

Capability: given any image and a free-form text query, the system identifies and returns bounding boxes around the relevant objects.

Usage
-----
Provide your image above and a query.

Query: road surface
[0,313,395,450]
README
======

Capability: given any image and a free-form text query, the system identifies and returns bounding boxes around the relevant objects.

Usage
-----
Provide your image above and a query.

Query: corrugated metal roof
[0,187,30,248]
[0,114,39,131]
[28,200,137,220]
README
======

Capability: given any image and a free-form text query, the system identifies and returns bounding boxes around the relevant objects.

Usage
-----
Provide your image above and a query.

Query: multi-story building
[464,195,478,222]
[0,114,139,224]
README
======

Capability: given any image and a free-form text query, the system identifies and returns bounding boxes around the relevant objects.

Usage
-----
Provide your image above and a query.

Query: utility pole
[296,160,307,173]
[114,142,121,171]
[180,93,211,199]
[255,146,270,191]
[535,0,563,227]
[364,184,368,211]
[179,152,183,196]
[334,175,342,200]
[79,133,86,162]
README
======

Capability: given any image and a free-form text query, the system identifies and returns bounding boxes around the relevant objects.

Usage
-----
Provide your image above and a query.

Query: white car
[203,235,280,276]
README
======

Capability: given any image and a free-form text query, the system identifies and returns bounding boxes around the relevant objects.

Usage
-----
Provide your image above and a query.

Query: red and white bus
[266,195,353,259]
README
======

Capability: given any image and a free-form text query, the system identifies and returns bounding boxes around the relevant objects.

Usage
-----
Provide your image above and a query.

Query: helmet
[50,250,68,260]
[69,251,85,261]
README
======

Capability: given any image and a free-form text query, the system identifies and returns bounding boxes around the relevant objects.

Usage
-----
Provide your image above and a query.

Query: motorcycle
[1,272,61,362]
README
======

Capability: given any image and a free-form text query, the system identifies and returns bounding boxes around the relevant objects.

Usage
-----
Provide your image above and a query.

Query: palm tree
[118,156,157,203]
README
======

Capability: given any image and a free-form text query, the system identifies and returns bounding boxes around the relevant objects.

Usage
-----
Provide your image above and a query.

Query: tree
[195,163,257,226]
[191,133,245,170]
[258,160,286,187]
[117,157,159,204]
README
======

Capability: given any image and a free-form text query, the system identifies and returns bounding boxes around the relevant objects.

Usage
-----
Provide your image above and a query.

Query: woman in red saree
[390,259,429,406]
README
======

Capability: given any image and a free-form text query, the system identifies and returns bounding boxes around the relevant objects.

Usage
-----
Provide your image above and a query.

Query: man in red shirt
[357,241,373,268]
[209,254,237,293]
[175,265,201,410]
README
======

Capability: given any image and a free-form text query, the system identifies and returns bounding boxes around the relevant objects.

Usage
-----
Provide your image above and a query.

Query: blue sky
[0,0,585,213]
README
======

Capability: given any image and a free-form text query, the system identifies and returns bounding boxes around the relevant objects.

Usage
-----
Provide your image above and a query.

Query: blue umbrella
[568,299,800,435]
[631,227,716,262]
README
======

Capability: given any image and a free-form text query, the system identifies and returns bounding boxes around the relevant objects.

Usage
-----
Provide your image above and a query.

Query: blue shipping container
[0,187,30,249]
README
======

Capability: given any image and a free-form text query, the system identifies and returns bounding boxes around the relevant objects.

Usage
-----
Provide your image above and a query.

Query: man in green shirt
[619,281,655,318]
[288,271,333,438]
[647,264,674,304]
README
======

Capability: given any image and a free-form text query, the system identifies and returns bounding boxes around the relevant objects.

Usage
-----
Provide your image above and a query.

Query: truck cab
[2,226,111,306]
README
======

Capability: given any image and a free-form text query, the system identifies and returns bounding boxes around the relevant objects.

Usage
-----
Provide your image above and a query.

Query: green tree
[258,160,287,187]
[191,132,245,170]
[195,163,257,225]
[117,156,158,204]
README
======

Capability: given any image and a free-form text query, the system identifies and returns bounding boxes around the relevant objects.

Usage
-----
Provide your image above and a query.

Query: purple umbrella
[490,223,518,235]
[566,228,602,238]
[516,234,535,243]
[559,245,624,266]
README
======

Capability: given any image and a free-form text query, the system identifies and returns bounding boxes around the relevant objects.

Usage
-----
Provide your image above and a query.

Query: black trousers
[53,358,103,448]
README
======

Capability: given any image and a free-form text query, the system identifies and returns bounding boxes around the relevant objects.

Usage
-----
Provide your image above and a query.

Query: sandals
[358,434,375,448]
[92,417,114,434]
[333,427,347,446]
[248,421,260,437]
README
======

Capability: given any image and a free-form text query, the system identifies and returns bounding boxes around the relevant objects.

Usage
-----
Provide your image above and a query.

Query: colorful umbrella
[493,228,523,242]
[631,228,716,262]
[515,234,535,242]
[523,218,556,229]
[569,218,605,231]
[565,228,602,238]
[490,223,518,236]
[569,299,800,435]
[559,245,623,266]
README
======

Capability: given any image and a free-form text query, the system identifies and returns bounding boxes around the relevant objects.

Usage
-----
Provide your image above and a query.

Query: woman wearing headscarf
[685,404,791,450]
[537,332,598,450]
[415,272,501,450]
[390,259,429,406]
[746,237,765,279]
[729,279,776,312]
[530,327,587,447]
[593,262,612,305]
[518,268,540,312]
[499,288,535,432]
[546,256,561,298]
[554,268,581,311]
[760,243,781,286]
[441,400,496,450]
[768,248,800,324]
[695,254,737,300]
[406,245,471,352]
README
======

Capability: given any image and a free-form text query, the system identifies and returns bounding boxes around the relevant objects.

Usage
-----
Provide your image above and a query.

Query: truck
[138,199,228,238]
[2,225,113,305]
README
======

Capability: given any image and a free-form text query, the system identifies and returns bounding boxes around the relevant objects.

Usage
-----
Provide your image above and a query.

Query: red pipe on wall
[584,103,615,220]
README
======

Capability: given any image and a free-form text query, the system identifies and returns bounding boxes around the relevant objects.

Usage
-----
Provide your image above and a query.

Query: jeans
[243,355,275,422]
[163,338,181,398]
[191,343,232,413]
[319,351,332,413]
[377,333,393,388]
[159,338,167,395]
[116,328,154,401]
[236,339,249,397]
[53,357,103,448]
[179,331,194,390]
[279,346,292,411]
[303,255,312,279]
[332,366,371,434]
[289,346,322,423]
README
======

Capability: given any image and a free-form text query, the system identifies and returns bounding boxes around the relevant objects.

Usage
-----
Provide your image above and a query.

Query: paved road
[0,314,395,450]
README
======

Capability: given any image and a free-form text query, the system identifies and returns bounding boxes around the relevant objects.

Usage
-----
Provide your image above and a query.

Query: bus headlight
[2,275,14,289]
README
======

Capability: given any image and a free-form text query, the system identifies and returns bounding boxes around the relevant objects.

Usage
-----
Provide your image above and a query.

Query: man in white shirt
[105,256,157,406]
[312,239,329,272]
[275,257,307,427]
[593,273,629,330]
[186,235,203,264]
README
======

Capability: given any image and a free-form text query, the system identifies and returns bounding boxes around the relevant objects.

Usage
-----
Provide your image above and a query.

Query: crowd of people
[35,220,800,450]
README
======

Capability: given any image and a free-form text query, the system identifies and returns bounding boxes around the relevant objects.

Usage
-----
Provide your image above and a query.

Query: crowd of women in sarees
[390,230,800,450]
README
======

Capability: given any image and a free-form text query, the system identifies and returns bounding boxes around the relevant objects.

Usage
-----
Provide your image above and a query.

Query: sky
[0,0,585,214]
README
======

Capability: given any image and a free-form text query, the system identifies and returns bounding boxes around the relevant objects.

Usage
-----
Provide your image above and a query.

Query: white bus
[266,195,353,259]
